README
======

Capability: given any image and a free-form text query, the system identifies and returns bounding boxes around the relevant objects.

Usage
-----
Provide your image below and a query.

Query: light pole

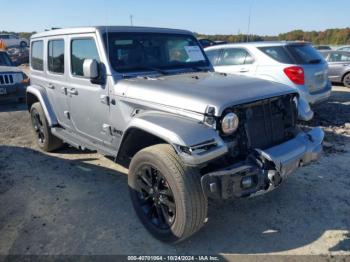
[130,14,134,26]
[246,0,255,42]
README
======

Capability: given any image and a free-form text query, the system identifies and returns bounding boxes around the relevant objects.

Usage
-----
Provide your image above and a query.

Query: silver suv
[27,26,324,243]
[205,42,332,104]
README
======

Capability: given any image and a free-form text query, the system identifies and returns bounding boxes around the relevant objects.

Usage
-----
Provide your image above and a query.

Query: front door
[66,35,111,146]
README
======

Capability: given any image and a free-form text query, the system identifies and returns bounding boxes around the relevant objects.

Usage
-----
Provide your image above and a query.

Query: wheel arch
[26,85,58,127]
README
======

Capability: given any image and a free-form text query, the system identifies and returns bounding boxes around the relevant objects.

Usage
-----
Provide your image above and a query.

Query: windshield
[103,33,210,73]
[0,52,13,66]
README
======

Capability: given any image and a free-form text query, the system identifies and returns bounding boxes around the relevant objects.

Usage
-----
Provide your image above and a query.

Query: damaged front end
[196,93,324,199]
[201,126,324,199]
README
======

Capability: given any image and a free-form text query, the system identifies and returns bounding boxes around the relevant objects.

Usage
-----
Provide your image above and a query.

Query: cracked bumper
[201,127,324,199]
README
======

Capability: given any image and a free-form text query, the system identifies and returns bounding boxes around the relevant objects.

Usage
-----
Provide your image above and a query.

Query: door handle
[48,83,55,89]
[239,68,249,73]
[67,88,78,95]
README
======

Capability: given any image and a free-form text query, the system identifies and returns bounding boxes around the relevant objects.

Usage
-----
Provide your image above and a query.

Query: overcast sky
[1,0,349,35]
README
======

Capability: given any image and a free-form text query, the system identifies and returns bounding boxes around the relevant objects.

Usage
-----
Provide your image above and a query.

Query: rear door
[286,44,329,94]
[214,47,256,75]
[45,37,72,128]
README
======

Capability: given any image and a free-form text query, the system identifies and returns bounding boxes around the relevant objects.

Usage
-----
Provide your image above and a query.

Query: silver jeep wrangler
[27,26,324,243]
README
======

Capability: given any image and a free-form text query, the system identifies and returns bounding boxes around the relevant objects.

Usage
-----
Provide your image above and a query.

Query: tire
[343,73,350,88]
[30,102,63,152]
[20,41,27,47]
[128,144,208,243]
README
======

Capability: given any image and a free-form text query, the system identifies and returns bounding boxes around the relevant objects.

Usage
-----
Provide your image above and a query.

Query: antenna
[130,14,134,26]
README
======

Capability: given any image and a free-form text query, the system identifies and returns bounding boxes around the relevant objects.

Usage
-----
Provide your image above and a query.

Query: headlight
[221,112,239,135]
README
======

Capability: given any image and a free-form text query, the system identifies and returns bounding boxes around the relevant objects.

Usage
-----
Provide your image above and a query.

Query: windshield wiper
[190,66,210,73]
[133,66,169,75]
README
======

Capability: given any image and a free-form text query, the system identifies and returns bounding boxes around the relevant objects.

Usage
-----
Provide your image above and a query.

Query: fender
[26,85,58,127]
[122,111,228,166]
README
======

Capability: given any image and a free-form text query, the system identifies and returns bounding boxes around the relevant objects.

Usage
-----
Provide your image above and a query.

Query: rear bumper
[201,127,324,199]
[300,81,332,105]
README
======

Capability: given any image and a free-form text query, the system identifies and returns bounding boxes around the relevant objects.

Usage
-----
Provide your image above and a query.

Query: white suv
[205,41,332,104]
[0,34,29,47]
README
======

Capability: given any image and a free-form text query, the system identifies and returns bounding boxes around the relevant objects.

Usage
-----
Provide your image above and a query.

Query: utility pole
[130,14,134,26]
[246,0,255,42]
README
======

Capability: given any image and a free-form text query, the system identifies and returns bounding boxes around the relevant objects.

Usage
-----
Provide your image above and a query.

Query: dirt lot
[0,86,349,257]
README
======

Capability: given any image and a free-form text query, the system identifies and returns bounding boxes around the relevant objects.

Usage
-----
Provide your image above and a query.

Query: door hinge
[100,95,110,105]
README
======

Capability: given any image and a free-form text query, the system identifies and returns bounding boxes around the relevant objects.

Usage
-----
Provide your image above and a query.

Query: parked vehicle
[320,50,350,87]
[205,41,332,104]
[0,50,29,102]
[314,45,332,50]
[7,47,30,65]
[27,27,324,243]
[0,34,29,47]
[337,45,350,52]
[198,38,217,48]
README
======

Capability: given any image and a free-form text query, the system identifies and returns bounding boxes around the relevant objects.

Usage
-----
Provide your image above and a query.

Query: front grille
[0,74,14,86]
[228,95,297,153]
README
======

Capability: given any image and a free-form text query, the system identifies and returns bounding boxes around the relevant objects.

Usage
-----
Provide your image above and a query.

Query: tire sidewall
[129,149,188,243]
[30,103,50,151]
[343,73,350,88]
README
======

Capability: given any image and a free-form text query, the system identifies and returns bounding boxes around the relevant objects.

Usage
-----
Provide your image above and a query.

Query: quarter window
[71,38,100,77]
[48,40,65,74]
[219,48,254,66]
[31,41,44,71]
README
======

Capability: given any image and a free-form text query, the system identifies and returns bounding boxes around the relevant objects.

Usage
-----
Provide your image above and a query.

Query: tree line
[196,28,350,45]
[2,27,350,45]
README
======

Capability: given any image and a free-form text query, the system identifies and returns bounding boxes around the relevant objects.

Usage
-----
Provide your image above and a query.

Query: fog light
[241,176,253,189]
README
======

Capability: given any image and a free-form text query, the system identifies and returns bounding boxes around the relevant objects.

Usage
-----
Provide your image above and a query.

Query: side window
[340,53,350,62]
[71,38,100,77]
[219,48,254,66]
[329,53,342,62]
[205,49,221,65]
[48,40,65,74]
[1,35,9,39]
[258,46,294,64]
[31,41,44,71]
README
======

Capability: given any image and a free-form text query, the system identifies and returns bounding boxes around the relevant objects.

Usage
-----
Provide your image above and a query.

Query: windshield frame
[102,32,212,75]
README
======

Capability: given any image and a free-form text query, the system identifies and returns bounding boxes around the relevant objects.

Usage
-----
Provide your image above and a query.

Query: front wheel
[343,73,350,88]
[30,102,63,152]
[128,144,208,243]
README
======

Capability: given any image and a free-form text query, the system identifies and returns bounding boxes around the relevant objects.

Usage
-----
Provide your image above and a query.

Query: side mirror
[83,59,99,79]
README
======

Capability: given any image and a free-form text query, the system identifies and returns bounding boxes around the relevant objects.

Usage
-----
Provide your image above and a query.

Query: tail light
[284,66,305,85]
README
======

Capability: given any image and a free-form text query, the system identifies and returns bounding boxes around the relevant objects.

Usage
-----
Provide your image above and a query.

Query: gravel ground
[0,86,349,257]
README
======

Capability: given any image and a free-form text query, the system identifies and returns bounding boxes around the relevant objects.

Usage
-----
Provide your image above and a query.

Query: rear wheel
[30,102,63,152]
[128,144,208,243]
[343,73,350,88]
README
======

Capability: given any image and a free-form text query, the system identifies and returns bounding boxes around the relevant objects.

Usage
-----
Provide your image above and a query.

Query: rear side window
[71,38,100,77]
[48,40,65,74]
[31,41,44,71]
[329,52,350,62]
[286,44,324,64]
[258,46,294,64]
[205,49,221,65]
[219,48,254,66]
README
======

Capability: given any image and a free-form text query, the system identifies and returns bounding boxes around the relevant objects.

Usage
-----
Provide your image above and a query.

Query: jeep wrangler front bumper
[201,127,324,199]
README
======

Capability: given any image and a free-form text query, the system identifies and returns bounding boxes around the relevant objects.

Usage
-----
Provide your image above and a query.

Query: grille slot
[226,95,297,153]
[0,74,15,86]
